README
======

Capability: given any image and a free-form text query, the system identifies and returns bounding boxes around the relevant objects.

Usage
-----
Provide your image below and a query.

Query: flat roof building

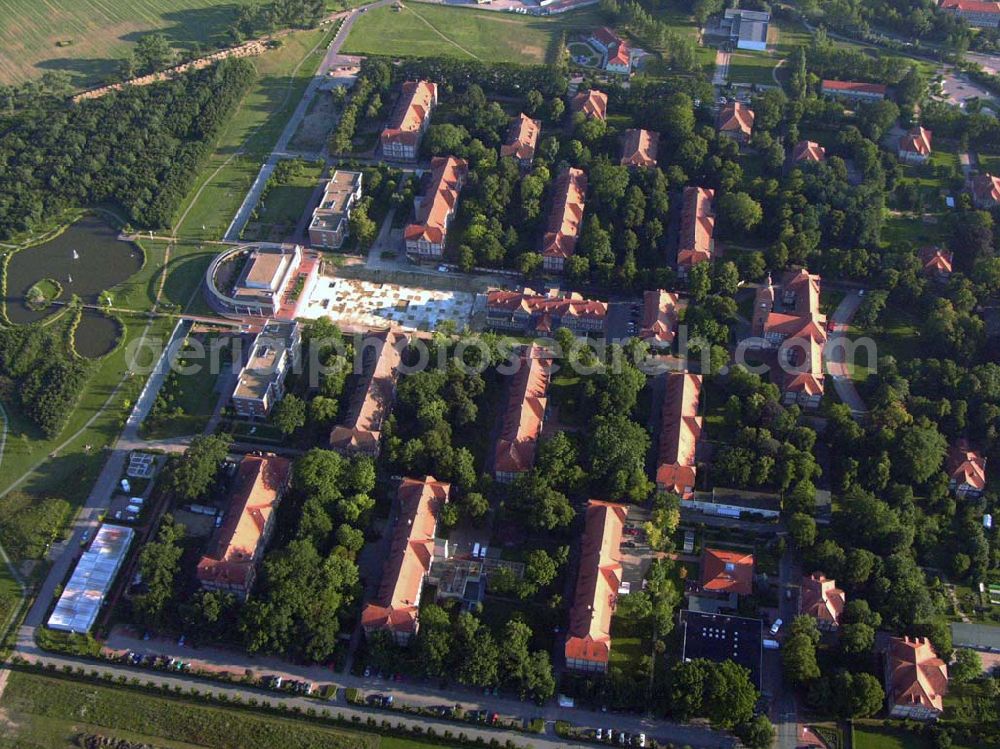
[231,320,301,419]
[308,170,363,249]
[679,610,763,688]
[720,8,770,51]
[48,524,135,633]
[225,245,303,317]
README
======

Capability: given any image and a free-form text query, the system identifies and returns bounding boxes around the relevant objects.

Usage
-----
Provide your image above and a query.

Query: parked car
[596,728,604,741]
[770,618,783,636]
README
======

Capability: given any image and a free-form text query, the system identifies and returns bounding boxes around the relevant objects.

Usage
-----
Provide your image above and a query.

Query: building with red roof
[799,573,845,630]
[486,287,608,335]
[748,269,827,407]
[571,89,608,122]
[918,247,953,281]
[947,439,987,499]
[885,636,949,719]
[495,345,553,483]
[541,167,588,272]
[792,140,826,163]
[821,80,887,101]
[589,26,621,52]
[656,372,703,499]
[380,80,437,161]
[639,289,679,349]
[676,187,716,274]
[940,0,1000,27]
[565,500,628,672]
[330,329,408,457]
[620,128,659,168]
[700,548,754,596]
[970,172,1000,208]
[899,126,932,164]
[404,156,468,260]
[500,113,541,169]
[717,101,754,143]
[196,454,291,599]
[361,476,449,644]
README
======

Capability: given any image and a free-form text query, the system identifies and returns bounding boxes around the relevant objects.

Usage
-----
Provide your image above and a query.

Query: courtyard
[298,274,475,332]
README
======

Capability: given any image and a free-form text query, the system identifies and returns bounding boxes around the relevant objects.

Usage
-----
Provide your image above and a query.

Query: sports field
[342,3,601,63]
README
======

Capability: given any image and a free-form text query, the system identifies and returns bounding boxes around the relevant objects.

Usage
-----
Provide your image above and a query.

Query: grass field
[0,670,451,749]
[244,160,325,242]
[727,51,779,86]
[853,724,975,749]
[342,3,601,63]
[172,26,333,241]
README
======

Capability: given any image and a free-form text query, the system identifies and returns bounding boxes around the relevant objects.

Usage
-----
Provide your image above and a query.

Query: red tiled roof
[639,289,679,345]
[717,102,754,137]
[900,126,932,157]
[948,439,987,491]
[541,167,587,261]
[196,454,290,591]
[403,156,468,245]
[752,270,827,396]
[886,637,948,712]
[565,500,628,665]
[799,573,845,625]
[700,548,754,595]
[940,0,1000,13]
[821,79,887,95]
[677,187,715,268]
[971,173,1000,206]
[495,345,552,476]
[792,140,826,162]
[500,113,541,163]
[656,372,702,499]
[591,26,621,47]
[486,287,608,322]
[620,129,659,168]
[380,80,437,148]
[361,476,449,636]
[919,247,953,276]
[330,329,407,452]
[607,42,631,68]
[571,89,608,121]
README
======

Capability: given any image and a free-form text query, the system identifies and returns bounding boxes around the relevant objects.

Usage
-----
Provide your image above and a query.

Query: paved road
[224,1,392,242]
[84,626,735,749]
[826,290,869,415]
[772,550,802,749]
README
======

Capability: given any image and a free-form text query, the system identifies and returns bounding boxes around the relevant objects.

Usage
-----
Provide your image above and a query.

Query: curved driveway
[826,290,868,415]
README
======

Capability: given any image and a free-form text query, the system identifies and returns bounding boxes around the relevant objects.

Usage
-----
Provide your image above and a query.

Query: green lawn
[0,561,21,640]
[244,160,325,242]
[853,723,976,749]
[172,26,334,241]
[727,51,779,86]
[342,3,601,63]
[141,338,226,440]
[0,670,454,749]
[880,214,948,249]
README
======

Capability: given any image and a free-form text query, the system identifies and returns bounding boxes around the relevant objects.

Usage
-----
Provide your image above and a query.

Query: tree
[134,33,174,74]
[892,418,947,484]
[272,394,306,435]
[703,660,758,729]
[950,648,982,684]
[423,123,469,155]
[169,434,232,501]
[783,616,821,685]
[309,394,339,426]
[589,414,653,502]
[737,715,776,749]
[847,672,885,717]
[789,512,817,549]
[348,205,377,249]
[131,516,185,629]
[718,192,763,234]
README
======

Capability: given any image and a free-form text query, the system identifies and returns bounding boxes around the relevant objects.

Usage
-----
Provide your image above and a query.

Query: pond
[4,215,142,357]
[74,310,122,359]
[3,215,142,325]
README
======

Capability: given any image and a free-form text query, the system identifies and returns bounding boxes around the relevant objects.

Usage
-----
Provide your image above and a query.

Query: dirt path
[406,4,483,61]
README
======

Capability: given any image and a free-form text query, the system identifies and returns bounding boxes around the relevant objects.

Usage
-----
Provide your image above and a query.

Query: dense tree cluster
[0,59,255,237]
[329,60,391,155]
[0,321,91,438]
[229,0,326,42]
